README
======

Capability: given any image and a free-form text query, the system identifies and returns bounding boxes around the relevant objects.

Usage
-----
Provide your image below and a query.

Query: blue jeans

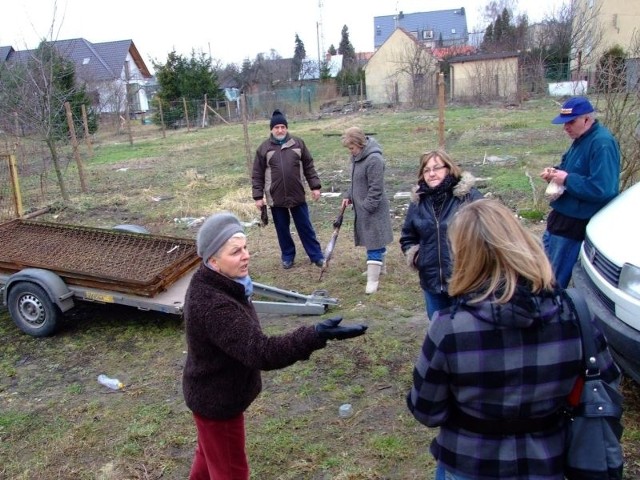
[366,247,386,262]
[543,230,582,289]
[270,203,323,263]
[423,290,453,321]
[435,464,473,480]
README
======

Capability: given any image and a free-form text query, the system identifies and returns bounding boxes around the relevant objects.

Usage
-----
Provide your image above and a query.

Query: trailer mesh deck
[0,220,199,297]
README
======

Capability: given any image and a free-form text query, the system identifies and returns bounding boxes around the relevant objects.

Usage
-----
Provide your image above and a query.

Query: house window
[376,26,381,36]
[422,30,434,40]
[82,57,90,65]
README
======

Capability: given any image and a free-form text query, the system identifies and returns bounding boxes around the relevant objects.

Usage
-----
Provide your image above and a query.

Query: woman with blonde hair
[407,199,620,480]
[341,126,394,294]
[399,149,482,319]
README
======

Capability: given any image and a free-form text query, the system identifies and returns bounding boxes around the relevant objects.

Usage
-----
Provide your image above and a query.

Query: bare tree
[0,43,76,201]
[567,0,604,81]
[0,2,99,203]
[390,42,439,108]
[594,33,640,189]
[480,0,519,25]
[557,1,640,188]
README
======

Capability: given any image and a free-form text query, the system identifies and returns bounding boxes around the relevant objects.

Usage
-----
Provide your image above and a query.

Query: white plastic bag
[545,182,565,201]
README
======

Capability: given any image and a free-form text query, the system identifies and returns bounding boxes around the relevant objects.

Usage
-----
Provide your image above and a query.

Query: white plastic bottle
[338,403,353,418]
[97,374,124,390]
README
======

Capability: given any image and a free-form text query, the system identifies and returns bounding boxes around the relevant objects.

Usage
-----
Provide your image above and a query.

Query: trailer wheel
[7,282,60,337]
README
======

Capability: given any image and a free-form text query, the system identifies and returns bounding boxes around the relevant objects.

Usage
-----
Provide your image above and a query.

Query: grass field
[1,98,639,479]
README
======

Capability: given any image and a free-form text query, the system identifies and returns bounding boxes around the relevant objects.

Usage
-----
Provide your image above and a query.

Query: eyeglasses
[423,165,447,175]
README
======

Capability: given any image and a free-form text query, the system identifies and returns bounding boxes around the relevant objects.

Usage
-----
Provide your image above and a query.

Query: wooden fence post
[241,94,252,174]
[183,97,190,132]
[81,104,94,157]
[64,102,88,192]
[438,73,446,149]
[158,98,166,138]
[202,94,208,128]
[6,154,24,217]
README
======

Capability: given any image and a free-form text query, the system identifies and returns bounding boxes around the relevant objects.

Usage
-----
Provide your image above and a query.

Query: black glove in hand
[260,205,269,227]
[315,316,368,340]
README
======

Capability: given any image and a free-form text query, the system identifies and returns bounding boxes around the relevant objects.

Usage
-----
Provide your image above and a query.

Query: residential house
[1,38,152,115]
[365,28,440,106]
[374,8,469,50]
[571,0,639,86]
[0,46,14,63]
[299,54,343,81]
[448,51,520,101]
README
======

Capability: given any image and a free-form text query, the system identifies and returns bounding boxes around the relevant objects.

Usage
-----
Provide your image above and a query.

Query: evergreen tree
[154,51,221,102]
[338,25,357,72]
[494,9,505,43]
[319,61,332,81]
[153,50,222,126]
[483,23,494,47]
[596,45,627,93]
[240,58,253,90]
[328,44,337,56]
[42,44,97,140]
[292,34,306,80]
[499,8,514,45]
[481,7,524,52]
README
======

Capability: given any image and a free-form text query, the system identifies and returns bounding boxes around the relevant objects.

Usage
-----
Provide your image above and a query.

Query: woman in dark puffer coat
[399,149,483,320]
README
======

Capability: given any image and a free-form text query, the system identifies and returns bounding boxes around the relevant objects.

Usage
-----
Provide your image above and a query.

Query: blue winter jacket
[551,120,620,219]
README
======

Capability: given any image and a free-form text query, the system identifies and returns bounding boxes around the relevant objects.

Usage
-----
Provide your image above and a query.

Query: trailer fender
[113,224,150,234]
[3,268,75,313]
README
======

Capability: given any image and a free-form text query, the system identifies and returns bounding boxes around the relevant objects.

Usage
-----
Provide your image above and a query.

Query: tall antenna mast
[318,0,325,61]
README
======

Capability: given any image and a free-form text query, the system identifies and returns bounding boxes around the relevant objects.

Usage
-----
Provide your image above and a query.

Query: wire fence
[0,145,75,222]
[144,82,342,129]
[2,59,638,219]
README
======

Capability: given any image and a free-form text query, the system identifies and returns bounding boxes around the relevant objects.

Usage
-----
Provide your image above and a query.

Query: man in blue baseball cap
[540,96,621,288]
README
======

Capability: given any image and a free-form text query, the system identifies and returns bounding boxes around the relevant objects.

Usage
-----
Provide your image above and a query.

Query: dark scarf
[418,175,457,218]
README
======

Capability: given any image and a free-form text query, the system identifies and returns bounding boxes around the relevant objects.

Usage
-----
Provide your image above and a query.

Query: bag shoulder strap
[565,288,600,377]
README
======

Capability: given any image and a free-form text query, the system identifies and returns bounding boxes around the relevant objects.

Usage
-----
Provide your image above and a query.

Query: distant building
[448,51,521,101]
[365,28,440,106]
[373,8,469,50]
[299,54,343,80]
[1,38,152,114]
[571,0,639,86]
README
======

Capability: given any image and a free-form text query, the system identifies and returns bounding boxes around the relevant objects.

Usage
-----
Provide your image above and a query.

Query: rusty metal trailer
[0,220,337,337]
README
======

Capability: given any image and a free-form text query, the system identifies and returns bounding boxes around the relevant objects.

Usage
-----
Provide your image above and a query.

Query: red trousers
[189,412,249,480]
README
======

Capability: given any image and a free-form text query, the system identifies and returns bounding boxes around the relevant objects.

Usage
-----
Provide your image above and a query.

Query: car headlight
[619,263,640,301]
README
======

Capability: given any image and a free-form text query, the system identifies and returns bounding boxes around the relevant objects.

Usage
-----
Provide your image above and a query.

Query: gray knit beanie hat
[196,211,244,262]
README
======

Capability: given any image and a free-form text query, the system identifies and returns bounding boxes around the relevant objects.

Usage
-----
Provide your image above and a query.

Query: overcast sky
[1,0,567,69]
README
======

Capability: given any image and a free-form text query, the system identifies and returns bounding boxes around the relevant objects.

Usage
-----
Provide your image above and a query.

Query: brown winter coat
[252,134,321,208]
[182,264,326,420]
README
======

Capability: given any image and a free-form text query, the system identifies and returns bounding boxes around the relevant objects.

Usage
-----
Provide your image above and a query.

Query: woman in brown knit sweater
[182,211,367,479]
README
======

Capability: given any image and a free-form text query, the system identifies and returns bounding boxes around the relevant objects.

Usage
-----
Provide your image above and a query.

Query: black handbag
[564,288,624,480]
